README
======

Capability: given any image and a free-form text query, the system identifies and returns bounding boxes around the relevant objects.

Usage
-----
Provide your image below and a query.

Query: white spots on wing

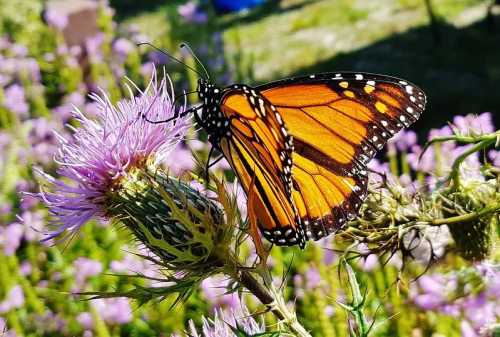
[355,74,363,80]
[367,80,376,86]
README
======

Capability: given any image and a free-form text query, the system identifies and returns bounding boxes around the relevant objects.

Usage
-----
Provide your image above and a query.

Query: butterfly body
[195,73,426,248]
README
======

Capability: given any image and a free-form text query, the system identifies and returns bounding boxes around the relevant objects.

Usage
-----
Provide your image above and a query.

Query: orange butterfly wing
[257,73,426,240]
[218,86,306,247]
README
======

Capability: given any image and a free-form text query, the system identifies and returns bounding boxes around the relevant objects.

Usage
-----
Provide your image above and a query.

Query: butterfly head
[197,79,221,106]
[196,79,229,147]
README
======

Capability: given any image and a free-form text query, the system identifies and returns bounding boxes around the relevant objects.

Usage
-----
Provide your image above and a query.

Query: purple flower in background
[304,266,321,289]
[77,312,94,330]
[185,305,265,337]
[53,92,86,122]
[11,44,28,57]
[3,84,29,117]
[461,321,479,337]
[453,112,494,135]
[0,317,16,337]
[488,150,500,167]
[410,264,500,335]
[407,144,434,173]
[44,8,68,30]
[391,130,418,152]
[201,276,240,310]
[113,38,135,59]
[360,254,379,272]
[178,1,208,24]
[35,69,189,240]
[163,145,195,174]
[91,298,133,325]
[0,285,25,313]
[85,33,105,61]
[73,257,103,290]
[0,223,24,256]
[147,51,170,65]
[19,261,32,276]
[76,311,94,330]
[19,210,45,241]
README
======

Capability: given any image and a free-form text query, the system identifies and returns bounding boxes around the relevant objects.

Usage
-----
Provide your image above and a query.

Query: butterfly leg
[202,146,224,183]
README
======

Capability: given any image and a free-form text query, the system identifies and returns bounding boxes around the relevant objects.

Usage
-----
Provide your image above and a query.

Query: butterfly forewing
[257,72,426,241]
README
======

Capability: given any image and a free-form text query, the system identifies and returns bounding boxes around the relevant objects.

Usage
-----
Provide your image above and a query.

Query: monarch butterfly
[143,44,426,248]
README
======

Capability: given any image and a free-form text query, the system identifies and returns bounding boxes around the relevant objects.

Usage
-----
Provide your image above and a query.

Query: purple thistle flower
[201,276,240,310]
[113,38,135,59]
[178,1,208,24]
[85,33,105,62]
[0,285,25,314]
[35,70,189,241]
[3,84,29,117]
[163,144,196,174]
[304,266,322,290]
[453,112,494,135]
[11,44,28,57]
[91,298,133,325]
[0,318,16,337]
[76,312,94,330]
[73,257,103,291]
[462,320,480,337]
[488,150,500,167]
[19,261,32,276]
[185,305,265,337]
[44,8,68,30]
[0,223,24,256]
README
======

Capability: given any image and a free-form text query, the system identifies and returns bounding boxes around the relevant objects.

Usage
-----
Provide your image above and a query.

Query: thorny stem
[236,269,312,337]
[344,261,370,337]
[422,131,500,189]
[449,139,495,189]
[338,203,500,244]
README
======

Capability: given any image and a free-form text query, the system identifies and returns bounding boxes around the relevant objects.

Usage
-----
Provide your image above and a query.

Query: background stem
[237,270,312,337]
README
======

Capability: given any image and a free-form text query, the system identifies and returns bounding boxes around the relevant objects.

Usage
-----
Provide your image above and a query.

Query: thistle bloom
[36,71,189,241]
[181,305,265,337]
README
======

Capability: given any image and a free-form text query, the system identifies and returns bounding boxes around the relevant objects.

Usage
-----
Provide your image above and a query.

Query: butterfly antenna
[137,42,205,79]
[180,42,210,80]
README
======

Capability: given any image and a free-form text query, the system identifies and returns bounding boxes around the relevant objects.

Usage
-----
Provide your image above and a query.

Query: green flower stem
[401,152,410,176]
[449,138,496,189]
[388,151,399,176]
[311,245,336,337]
[422,131,500,188]
[338,203,499,244]
[326,268,345,337]
[0,253,23,335]
[428,203,500,226]
[236,269,312,337]
[339,261,370,337]
[8,255,44,314]
[91,305,112,337]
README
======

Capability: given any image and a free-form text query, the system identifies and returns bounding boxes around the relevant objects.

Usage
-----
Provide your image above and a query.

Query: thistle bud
[107,167,228,268]
[443,178,497,261]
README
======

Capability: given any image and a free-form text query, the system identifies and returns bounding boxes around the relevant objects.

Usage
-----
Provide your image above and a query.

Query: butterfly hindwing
[218,86,306,247]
